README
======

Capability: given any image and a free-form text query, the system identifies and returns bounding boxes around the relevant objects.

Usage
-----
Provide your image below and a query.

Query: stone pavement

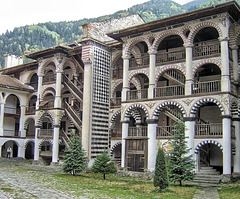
[193,185,220,199]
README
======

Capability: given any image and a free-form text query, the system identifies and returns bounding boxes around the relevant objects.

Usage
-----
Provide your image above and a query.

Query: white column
[0,146,2,157]
[184,117,196,155]
[122,55,130,101]
[121,120,129,168]
[34,126,40,161]
[231,45,239,80]
[0,103,5,136]
[54,70,62,108]
[220,37,231,92]
[19,105,26,137]
[36,75,43,108]
[18,144,25,158]
[222,115,232,175]
[52,125,60,163]
[233,118,240,173]
[146,119,158,172]
[184,43,194,95]
[82,59,92,159]
[148,50,157,99]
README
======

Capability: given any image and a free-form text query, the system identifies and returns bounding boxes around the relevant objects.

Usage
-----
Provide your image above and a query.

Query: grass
[218,181,240,199]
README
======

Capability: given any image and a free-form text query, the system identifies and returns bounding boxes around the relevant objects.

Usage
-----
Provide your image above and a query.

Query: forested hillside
[0,0,239,68]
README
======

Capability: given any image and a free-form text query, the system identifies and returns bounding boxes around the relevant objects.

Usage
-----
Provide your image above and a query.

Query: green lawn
[218,181,240,199]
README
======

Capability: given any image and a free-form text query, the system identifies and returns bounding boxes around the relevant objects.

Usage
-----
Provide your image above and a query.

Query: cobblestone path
[193,186,220,199]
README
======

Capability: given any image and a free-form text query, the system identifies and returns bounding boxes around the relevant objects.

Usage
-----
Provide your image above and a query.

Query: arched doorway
[1,141,18,158]
[25,141,34,159]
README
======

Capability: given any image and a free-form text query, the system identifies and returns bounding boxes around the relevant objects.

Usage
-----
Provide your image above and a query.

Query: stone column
[34,126,41,161]
[146,119,158,172]
[184,117,196,155]
[0,103,5,136]
[54,70,63,108]
[36,75,43,108]
[18,143,25,158]
[148,50,157,99]
[231,45,239,81]
[82,59,92,159]
[222,115,232,175]
[52,125,60,163]
[121,120,129,168]
[233,117,240,174]
[220,37,231,92]
[19,105,26,137]
[184,43,194,95]
[122,55,131,101]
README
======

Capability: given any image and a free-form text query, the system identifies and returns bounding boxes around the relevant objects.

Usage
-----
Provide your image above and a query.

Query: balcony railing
[128,127,148,137]
[156,49,185,64]
[38,129,53,138]
[110,128,122,139]
[129,55,149,68]
[192,80,221,94]
[193,41,220,58]
[195,123,222,138]
[157,126,174,138]
[3,129,19,137]
[43,75,56,83]
[127,89,148,101]
[4,107,20,115]
[154,85,184,98]
[110,97,121,107]
[39,99,54,109]
[26,106,36,114]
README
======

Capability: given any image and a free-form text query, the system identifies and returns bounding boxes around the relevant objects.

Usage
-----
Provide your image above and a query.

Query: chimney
[4,54,23,68]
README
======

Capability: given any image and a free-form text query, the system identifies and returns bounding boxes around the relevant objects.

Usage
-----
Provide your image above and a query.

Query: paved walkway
[193,185,220,199]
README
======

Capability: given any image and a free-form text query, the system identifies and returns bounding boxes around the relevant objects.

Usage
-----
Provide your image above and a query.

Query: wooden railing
[26,106,36,114]
[154,85,184,98]
[110,97,121,107]
[192,80,221,94]
[193,41,220,58]
[156,126,174,138]
[4,107,20,114]
[129,55,149,68]
[110,128,122,139]
[38,129,53,138]
[43,74,56,83]
[195,123,222,138]
[127,89,148,101]
[128,127,148,137]
[112,67,123,78]
[156,49,185,64]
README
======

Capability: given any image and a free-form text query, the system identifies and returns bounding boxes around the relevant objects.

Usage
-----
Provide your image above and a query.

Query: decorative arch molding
[62,59,78,76]
[192,58,222,77]
[4,93,24,107]
[130,76,142,90]
[130,109,142,123]
[111,80,123,97]
[110,141,122,155]
[190,98,225,116]
[26,93,37,106]
[124,37,151,56]
[111,110,121,123]
[24,140,35,149]
[38,60,56,76]
[124,104,149,119]
[155,65,186,82]
[194,140,223,154]
[41,86,56,98]
[36,111,55,126]
[152,30,186,50]
[38,139,53,149]
[188,22,223,44]
[112,51,122,67]
[24,116,35,130]
[1,140,20,147]
[234,27,240,45]
[128,70,149,82]
[153,101,186,118]
[25,70,38,84]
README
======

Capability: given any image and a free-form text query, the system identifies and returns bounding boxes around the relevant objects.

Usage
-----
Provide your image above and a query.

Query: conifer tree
[63,133,87,175]
[168,118,195,186]
[91,151,117,180]
[153,147,168,191]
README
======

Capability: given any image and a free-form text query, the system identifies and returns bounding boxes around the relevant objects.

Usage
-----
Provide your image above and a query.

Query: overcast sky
[0,0,192,34]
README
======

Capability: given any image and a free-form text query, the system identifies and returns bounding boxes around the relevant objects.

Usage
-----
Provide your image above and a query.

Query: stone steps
[193,166,222,184]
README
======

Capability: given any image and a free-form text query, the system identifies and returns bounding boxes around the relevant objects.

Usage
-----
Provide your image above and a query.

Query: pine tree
[168,118,195,186]
[91,151,117,180]
[63,133,87,175]
[153,147,168,191]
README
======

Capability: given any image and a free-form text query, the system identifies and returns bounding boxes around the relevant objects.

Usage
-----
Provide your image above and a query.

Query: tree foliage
[91,151,117,180]
[168,119,195,186]
[63,133,87,175]
[153,147,168,191]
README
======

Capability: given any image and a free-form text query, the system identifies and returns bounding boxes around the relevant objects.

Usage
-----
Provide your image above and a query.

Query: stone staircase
[193,164,222,184]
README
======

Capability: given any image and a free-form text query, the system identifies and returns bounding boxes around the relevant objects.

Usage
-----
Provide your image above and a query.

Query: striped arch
[41,86,56,98]
[155,65,186,82]
[124,104,149,119]
[130,109,142,123]
[26,93,37,106]
[153,101,186,118]
[192,59,222,77]
[111,110,121,123]
[38,139,53,149]
[188,22,223,44]
[36,112,55,126]
[194,140,223,154]
[24,116,35,130]
[230,98,240,117]
[111,80,123,97]
[25,70,38,84]
[38,60,56,76]
[124,37,152,56]
[152,30,186,51]
[24,140,35,149]
[62,59,78,77]
[190,98,225,116]
[110,141,122,155]
[112,51,122,67]
[128,70,149,82]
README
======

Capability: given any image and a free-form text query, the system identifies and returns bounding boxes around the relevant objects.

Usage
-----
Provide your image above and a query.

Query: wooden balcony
[195,123,222,138]
[43,75,56,84]
[128,127,148,137]
[157,126,174,138]
[129,55,149,68]
[193,41,220,59]
[110,128,122,140]
[156,49,185,64]
[38,129,53,138]
[110,97,121,107]
[26,106,36,115]
[154,85,184,98]
[127,89,148,101]
[192,80,221,94]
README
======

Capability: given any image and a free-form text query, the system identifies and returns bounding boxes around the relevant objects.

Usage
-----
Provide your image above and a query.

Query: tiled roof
[0,75,33,91]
